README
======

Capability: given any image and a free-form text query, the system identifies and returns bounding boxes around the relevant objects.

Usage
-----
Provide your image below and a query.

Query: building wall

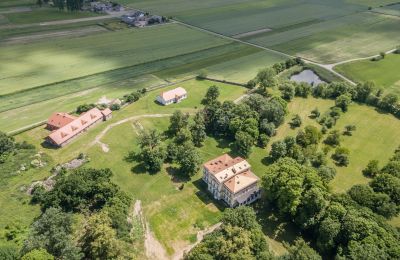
[203,167,260,208]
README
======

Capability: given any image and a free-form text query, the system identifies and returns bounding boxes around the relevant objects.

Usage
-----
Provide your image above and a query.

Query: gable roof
[159,87,187,101]
[47,108,104,146]
[223,170,259,194]
[47,112,77,129]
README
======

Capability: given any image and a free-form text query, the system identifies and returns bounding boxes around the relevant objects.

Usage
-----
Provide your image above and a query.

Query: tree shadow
[192,178,226,212]
[253,200,300,245]
[40,140,58,150]
[261,155,275,166]
[130,163,149,175]
[166,165,191,183]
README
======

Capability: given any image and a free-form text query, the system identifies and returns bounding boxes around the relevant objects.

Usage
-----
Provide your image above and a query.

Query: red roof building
[46,108,112,147]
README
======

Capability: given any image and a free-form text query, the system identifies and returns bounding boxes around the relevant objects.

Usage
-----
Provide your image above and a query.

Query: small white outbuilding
[156,87,187,105]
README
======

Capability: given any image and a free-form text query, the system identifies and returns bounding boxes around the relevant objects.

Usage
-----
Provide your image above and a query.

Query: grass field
[6,80,249,254]
[126,0,400,63]
[247,12,400,63]
[0,23,229,95]
[2,8,98,25]
[0,41,285,133]
[334,54,400,95]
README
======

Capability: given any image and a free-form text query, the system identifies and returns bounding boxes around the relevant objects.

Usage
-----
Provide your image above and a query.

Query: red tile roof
[160,87,187,101]
[203,154,244,175]
[47,108,110,146]
[47,112,76,129]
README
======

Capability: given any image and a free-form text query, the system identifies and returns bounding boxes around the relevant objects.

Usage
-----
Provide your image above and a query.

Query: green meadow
[0,23,229,94]
[1,7,99,25]
[127,0,399,63]
[334,54,400,95]
[0,40,285,133]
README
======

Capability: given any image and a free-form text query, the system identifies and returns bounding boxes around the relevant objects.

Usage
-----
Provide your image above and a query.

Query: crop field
[1,8,99,25]
[0,39,285,133]
[246,12,400,63]
[0,23,229,95]
[126,0,400,63]
[334,54,400,95]
[372,3,400,16]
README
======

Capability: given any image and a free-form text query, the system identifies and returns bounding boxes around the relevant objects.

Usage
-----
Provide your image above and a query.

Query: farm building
[46,112,77,130]
[121,11,146,25]
[202,154,261,207]
[156,87,187,105]
[46,108,112,147]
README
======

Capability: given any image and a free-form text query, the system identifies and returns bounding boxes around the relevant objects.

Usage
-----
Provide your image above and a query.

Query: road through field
[172,19,396,86]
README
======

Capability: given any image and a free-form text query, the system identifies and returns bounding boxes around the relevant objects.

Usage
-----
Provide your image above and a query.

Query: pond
[290,69,325,86]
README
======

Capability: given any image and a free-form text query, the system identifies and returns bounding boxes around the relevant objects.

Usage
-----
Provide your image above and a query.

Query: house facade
[202,154,261,207]
[156,87,187,105]
[46,108,111,147]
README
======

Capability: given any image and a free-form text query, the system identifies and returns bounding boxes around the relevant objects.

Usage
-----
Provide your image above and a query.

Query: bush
[76,103,95,114]
[332,147,350,166]
[110,103,121,111]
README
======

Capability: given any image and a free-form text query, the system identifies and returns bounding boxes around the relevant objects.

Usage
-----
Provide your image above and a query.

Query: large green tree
[21,208,82,259]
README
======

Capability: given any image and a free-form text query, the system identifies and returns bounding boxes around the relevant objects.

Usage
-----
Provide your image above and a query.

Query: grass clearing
[334,54,400,95]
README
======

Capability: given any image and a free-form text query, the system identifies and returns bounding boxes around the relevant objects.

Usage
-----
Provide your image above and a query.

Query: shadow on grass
[192,178,226,212]
[261,155,275,166]
[253,199,300,245]
[166,165,191,183]
[40,140,58,150]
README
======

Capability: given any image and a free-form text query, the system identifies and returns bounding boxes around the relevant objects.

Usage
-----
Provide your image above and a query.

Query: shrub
[332,147,350,166]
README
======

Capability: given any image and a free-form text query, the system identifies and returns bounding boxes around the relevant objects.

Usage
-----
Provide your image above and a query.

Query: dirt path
[90,114,173,150]
[132,200,169,260]
[172,222,222,260]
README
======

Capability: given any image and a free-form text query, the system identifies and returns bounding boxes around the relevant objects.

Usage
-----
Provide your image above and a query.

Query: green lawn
[8,80,248,254]
[334,54,400,95]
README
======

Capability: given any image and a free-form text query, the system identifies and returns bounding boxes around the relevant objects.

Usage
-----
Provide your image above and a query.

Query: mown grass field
[334,54,400,95]
[127,0,399,63]
[0,41,285,133]
[2,7,98,25]
[247,12,400,63]
[8,80,249,254]
[0,23,229,95]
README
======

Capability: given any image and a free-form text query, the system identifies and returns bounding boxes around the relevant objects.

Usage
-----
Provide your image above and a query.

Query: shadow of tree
[166,165,191,183]
[192,178,226,212]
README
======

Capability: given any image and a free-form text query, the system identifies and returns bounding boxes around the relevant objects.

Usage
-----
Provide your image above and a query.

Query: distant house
[203,154,261,207]
[46,108,111,147]
[121,11,146,25]
[156,87,187,105]
[148,15,163,24]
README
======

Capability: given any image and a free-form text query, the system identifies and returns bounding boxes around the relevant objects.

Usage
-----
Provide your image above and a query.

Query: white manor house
[202,154,261,207]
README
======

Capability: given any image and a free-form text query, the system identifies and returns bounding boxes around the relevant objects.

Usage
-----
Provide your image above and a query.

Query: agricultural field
[0,7,99,25]
[127,0,400,63]
[0,39,285,133]
[0,23,229,94]
[334,54,400,95]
